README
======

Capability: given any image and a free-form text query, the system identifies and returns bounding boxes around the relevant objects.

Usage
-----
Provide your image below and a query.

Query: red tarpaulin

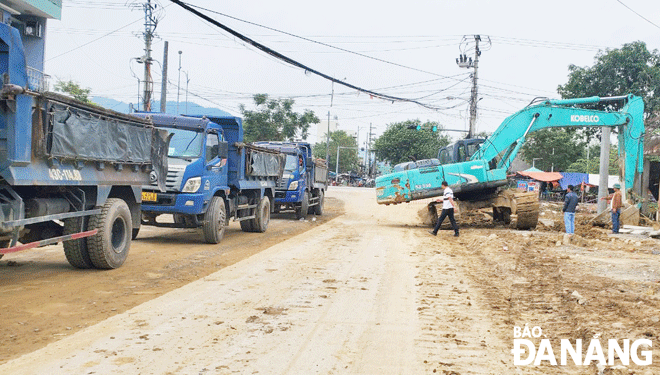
[516,171,563,182]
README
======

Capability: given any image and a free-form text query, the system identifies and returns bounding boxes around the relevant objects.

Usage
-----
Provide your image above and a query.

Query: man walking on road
[428,181,459,237]
[601,183,623,234]
[563,185,578,235]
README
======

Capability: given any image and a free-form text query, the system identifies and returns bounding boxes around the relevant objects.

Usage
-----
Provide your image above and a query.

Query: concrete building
[316,118,339,144]
[316,118,359,145]
[0,0,61,74]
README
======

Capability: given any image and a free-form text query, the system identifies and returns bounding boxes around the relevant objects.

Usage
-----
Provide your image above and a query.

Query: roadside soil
[1,188,659,374]
[0,197,343,364]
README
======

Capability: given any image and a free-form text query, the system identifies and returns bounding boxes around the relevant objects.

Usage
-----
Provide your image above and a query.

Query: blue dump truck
[134,114,284,243]
[0,23,169,268]
[254,142,328,219]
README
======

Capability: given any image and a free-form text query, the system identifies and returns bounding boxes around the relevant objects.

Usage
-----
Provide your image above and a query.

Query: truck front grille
[150,165,185,191]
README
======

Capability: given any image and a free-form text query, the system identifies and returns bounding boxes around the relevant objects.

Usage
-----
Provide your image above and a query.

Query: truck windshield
[284,154,298,171]
[168,128,204,158]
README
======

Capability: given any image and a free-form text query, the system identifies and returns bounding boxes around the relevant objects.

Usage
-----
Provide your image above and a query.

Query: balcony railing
[26,67,50,93]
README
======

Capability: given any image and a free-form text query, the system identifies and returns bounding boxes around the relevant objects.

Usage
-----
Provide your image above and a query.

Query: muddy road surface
[2,187,660,374]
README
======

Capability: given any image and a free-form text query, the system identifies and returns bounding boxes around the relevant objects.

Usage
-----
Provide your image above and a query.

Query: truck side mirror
[306,157,313,170]
[217,141,229,159]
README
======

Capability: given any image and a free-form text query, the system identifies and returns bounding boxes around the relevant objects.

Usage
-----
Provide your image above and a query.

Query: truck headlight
[288,180,298,191]
[181,177,202,193]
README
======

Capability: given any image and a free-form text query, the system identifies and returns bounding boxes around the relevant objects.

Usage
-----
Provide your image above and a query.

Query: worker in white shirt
[428,181,459,237]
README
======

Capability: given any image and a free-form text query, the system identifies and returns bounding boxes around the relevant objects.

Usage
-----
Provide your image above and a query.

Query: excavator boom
[375,94,645,229]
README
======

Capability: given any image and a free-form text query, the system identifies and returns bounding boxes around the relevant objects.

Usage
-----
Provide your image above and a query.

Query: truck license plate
[142,191,157,202]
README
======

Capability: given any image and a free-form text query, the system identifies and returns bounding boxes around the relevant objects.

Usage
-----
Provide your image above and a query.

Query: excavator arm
[376,94,644,206]
[474,94,644,191]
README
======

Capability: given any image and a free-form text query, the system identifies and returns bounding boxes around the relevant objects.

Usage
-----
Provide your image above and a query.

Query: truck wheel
[87,198,132,269]
[313,190,325,215]
[240,218,254,232]
[203,196,227,244]
[252,196,271,233]
[295,191,309,220]
[63,217,94,269]
[132,227,140,240]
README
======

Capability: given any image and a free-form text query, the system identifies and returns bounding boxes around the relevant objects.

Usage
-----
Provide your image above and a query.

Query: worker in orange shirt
[600,183,623,234]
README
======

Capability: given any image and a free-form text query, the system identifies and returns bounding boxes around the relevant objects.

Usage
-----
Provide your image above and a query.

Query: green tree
[240,94,319,143]
[54,80,92,103]
[566,146,619,175]
[558,41,660,116]
[372,120,450,165]
[313,130,359,174]
[520,128,586,172]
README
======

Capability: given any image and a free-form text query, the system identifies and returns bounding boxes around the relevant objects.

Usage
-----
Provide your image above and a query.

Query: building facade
[1,0,61,72]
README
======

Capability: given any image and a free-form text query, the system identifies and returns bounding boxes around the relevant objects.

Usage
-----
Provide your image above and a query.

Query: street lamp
[532,158,542,169]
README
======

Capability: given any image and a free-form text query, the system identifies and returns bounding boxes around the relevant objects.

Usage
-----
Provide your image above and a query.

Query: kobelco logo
[571,115,599,123]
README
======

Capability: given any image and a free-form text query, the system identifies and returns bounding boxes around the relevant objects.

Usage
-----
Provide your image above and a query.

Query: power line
[616,0,660,30]
[167,0,450,111]
[46,18,142,62]
[179,2,458,79]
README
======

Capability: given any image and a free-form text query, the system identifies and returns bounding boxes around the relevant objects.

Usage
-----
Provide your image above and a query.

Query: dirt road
[0,197,343,364]
[2,187,660,374]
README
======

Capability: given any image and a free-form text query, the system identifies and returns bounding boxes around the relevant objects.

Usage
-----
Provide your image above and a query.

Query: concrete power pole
[141,0,157,112]
[160,41,168,113]
[366,123,374,177]
[468,35,480,139]
[597,127,611,213]
[456,35,488,139]
[325,111,330,167]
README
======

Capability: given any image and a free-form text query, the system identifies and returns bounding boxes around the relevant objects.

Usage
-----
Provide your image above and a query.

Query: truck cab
[136,114,228,215]
[254,142,327,219]
[135,113,282,244]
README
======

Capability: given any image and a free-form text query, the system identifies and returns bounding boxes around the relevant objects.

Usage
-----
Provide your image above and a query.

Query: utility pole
[184,71,190,115]
[456,35,489,138]
[366,123,374,177]
[325,111,330,166]
[551,147,555,172]
[597,128,612,213]
[140,0,157,112]
[336,146,359,177]
[177,50,182,114]
[160,41,168,113]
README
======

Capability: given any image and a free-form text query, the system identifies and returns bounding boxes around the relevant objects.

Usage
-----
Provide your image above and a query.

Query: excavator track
[512,191,540,230]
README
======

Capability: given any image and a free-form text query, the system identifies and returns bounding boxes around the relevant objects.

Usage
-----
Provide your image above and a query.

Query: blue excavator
[375,94,645,229]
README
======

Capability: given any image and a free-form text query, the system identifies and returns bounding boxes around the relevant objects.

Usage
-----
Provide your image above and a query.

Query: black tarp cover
[245,148,283,177]
[49,102,153,163]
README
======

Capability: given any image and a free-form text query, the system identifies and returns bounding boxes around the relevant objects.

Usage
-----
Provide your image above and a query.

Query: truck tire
[313,190,324,216]
[240,218,254,232]
[87,198,132,269]
[295,191,309,220]
[251,196,271,233]
[63,217,94,269]
[203,196,227,244]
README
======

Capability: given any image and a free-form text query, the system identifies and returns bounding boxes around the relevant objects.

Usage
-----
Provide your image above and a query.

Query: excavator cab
[438,138,486,164]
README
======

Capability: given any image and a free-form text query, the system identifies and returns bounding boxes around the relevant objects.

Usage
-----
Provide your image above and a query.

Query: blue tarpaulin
[558,172,589,190]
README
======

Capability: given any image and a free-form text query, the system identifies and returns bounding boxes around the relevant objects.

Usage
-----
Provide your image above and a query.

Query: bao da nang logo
[512,325,653,366]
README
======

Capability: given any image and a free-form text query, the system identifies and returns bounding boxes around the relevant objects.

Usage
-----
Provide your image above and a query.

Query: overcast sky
[45,0,660,145]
